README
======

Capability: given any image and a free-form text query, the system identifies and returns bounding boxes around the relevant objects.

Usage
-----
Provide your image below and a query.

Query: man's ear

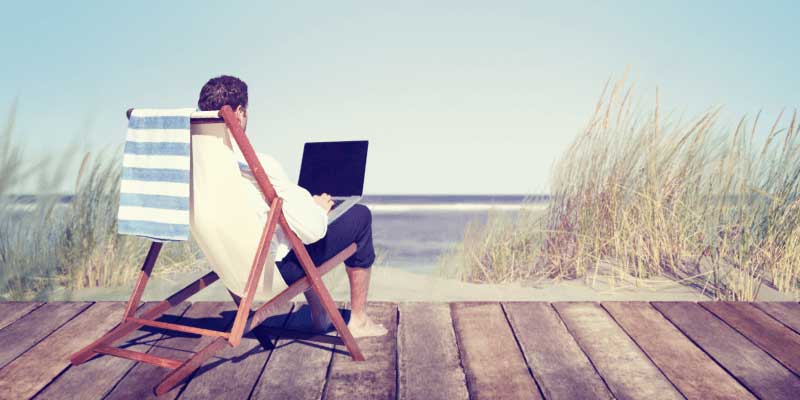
[235,105,246,117]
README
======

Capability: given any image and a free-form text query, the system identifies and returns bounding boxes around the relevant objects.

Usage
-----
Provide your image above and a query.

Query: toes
[348,321,389,338]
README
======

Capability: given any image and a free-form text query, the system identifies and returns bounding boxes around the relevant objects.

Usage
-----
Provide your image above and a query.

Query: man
[197,75,387,338]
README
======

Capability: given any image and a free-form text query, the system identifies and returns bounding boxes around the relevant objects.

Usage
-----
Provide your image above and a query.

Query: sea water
[5,194,547,275]
[363,195,544,274]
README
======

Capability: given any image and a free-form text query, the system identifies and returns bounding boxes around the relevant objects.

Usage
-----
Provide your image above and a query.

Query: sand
[47,264,731,303]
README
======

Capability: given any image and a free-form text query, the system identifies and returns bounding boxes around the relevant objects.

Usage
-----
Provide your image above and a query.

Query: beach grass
[437,207,546,284]
[440,78,800,300]
[0,104,207,300]
[4,79,800,302]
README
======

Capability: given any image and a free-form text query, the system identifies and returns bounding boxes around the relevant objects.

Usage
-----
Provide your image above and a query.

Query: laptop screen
[298,141,368,197]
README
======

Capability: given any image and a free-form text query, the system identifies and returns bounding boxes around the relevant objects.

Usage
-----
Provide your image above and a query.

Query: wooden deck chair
[69,105,364,396]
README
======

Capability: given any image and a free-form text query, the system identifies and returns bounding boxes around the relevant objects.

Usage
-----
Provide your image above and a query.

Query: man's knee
[350,204,372,226]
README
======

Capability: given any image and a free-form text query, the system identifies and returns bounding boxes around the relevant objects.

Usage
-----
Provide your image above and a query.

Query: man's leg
[300,290,326,330]
[344,265,387,337]
[278,204,386,337]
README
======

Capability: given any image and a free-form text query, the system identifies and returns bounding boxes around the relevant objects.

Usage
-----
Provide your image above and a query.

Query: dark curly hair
[197,75,248,111]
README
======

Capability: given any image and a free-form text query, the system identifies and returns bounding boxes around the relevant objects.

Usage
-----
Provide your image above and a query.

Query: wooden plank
[752,302,800,334]
[249,303,333,400]
[0,302,91,369]
[503,302,612,400]
[324,302,398,400]
[179,302,293,400]
[552,302,683,400]
[34,302,191,400]
[700,301,800,375]
[0,302,43,331]
[450,302,541,400]
[603,302,754,399]
[0,302,127,400]
[653,302,800,400]
[397,302,468,400]
[104,302,238,400]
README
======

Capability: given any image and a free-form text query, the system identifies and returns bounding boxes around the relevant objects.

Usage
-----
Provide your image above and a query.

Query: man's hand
[313,193,334,214]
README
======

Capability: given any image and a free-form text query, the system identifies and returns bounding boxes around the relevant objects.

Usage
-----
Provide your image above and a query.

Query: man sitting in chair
[198,75,387,338]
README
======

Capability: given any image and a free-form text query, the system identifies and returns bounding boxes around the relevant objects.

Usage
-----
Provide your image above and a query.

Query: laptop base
[328,196,362,224]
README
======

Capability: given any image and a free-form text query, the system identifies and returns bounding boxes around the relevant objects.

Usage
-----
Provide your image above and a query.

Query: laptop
[298,140,368,224]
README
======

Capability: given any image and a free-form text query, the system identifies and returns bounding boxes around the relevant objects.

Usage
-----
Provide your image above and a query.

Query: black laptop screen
[298,141,368,197]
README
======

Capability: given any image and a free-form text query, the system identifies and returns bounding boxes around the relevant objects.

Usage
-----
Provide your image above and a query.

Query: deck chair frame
[69,105,364,396]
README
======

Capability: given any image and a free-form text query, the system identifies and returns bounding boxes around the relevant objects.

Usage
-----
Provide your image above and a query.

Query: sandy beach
[48,263,796,303]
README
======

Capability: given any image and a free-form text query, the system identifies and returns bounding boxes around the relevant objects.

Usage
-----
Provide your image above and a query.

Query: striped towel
[117,108,195,241]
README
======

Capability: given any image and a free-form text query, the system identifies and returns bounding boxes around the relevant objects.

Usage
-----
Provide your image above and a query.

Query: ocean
[362,195,545,273]
[5,194,548,275]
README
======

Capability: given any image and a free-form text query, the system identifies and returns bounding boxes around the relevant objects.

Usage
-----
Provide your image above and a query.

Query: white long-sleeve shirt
[236,151,328,261]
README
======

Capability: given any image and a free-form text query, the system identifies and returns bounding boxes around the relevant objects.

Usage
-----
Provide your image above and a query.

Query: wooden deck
[0,301,798,399]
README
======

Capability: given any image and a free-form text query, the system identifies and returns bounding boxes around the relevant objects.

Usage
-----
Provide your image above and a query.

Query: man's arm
[244,153,328,244]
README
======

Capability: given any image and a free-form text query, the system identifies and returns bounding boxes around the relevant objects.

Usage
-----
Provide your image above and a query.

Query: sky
[1,1,797,195]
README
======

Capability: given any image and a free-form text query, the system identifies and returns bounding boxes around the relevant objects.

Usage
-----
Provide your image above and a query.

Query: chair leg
[247,243,357,330]
[244,242,364,360]
[70,270,219,365]
[71,241,161,365]
[228,198,282,347]
[286,232,365,361]
[123,242,163,320]
[154,337,229,396]
[155,199,282,393]
[308,276,365,361]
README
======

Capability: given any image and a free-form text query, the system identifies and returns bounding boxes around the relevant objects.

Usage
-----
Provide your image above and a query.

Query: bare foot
[347,315,388,338]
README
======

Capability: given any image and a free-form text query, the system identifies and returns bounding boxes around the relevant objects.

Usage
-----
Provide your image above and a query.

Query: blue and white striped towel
[117,108,195,242]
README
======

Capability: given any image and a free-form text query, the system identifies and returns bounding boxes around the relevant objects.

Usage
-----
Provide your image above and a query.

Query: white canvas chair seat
[189,119,284,297]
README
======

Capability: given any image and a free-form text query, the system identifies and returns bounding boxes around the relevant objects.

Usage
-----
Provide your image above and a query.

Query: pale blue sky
[1,1,797,194]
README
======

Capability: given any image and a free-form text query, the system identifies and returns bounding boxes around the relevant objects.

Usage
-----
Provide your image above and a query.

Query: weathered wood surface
[0,302,127,400]
[250,303,332,400]
[34,302,190,400]
[398,302,468,400]
[325,302,398,400]
[553,302,683,400]
[183,302,292,400]
[653,301,800,400]
[503,302,612,400]
[0,302,43,330]
[603,301,754,399]
[104,302,236,400]
[451,302,541,400]
[0,302,90,369]
[752,301,800,334]
[0,301,798,400]
[700,301,800,376]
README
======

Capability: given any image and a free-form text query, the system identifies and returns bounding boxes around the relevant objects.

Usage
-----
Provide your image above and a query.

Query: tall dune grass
[437,207,546,283]
[0,105,207,300]
[441,79,800,300]
[0,101,63,299]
